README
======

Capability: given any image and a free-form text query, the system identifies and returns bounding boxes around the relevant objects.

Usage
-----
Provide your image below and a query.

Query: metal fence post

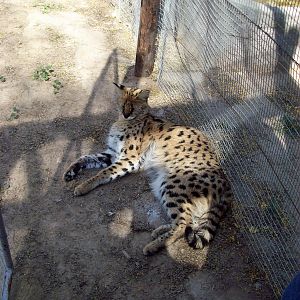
[134,0,161,77]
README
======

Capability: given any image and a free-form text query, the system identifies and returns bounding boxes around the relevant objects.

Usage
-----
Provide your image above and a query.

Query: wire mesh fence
[114,0,300,297]
[113,0,141,41]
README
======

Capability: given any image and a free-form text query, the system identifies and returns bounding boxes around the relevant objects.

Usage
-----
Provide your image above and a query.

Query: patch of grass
[33,65,54,81]
[33,65,64,94]
[7,106,20,121]
[33,2,63,14]
[0,75,6,82]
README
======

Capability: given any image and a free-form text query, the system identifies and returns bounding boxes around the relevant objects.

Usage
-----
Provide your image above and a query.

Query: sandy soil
[0,1,275,299]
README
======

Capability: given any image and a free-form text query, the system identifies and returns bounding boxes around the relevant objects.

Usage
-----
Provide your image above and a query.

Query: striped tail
[185,188,233,249]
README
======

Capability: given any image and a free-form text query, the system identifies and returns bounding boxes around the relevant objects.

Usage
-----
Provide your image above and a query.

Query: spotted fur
[63,83,233,255]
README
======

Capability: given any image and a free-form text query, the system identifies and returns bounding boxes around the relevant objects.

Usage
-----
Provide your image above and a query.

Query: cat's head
[113,83,150,120]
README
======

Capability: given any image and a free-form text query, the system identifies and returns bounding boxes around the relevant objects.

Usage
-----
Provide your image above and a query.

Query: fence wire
[114,0,300,297]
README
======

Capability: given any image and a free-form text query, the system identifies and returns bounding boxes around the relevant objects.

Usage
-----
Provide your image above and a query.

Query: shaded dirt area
[0,1,275,299]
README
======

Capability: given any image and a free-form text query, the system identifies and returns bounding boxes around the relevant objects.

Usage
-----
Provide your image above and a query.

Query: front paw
[74,183,89,196]
[63,163,81,182]
[143,241,159,256]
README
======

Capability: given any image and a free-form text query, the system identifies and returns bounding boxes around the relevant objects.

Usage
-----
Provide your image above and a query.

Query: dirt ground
[0,1,275,299]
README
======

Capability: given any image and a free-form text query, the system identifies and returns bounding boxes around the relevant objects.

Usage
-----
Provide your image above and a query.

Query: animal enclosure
[115,0,300,297]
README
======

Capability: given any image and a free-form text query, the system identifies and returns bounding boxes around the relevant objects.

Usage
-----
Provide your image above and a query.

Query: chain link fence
[114,0,300,297]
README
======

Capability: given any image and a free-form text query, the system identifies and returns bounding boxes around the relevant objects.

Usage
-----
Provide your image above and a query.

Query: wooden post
[134,0,161,77]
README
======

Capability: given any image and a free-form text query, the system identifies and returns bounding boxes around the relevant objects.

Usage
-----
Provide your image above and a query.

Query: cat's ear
[138,89,150,101]
[113,82,125,90]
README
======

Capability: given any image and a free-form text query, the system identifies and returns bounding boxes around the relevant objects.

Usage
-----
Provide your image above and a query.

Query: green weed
[33,65,54,81]
[7,106,20,121]
[0,75,6,82]
[33,2,63,14]
[33,65,64,94]
[53,79,63,94]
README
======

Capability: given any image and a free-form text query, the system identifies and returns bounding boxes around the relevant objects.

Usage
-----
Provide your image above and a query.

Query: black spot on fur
[191,191,200,197]
[176,199,186,204]
[178,131,184,137]
[180,193,189,199]
[201,225,216,235]
[164,136,171,141]
[202,188,209,197]
[173,179,181,183]
[178,207,185,213]
[166,202,178,208]
[171,213,178,219]
[122,168,128,172]
[153,117,164,123]
[188,176,197,182]
[167,191,179,198]
[129,145,134,150]
[179,185,186,190]
[166,185,175,189]
[207,217,219,227]
[183,170,193,175]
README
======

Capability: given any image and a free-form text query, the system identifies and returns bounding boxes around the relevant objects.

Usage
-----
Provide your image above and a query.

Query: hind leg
[143,223,186,256]
[151,224,172,239]
[63,152,113,181]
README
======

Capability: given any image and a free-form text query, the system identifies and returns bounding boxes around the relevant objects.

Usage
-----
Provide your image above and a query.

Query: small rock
[254,281,262,290]
[122,250,131,259]
[107,211,115,217]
